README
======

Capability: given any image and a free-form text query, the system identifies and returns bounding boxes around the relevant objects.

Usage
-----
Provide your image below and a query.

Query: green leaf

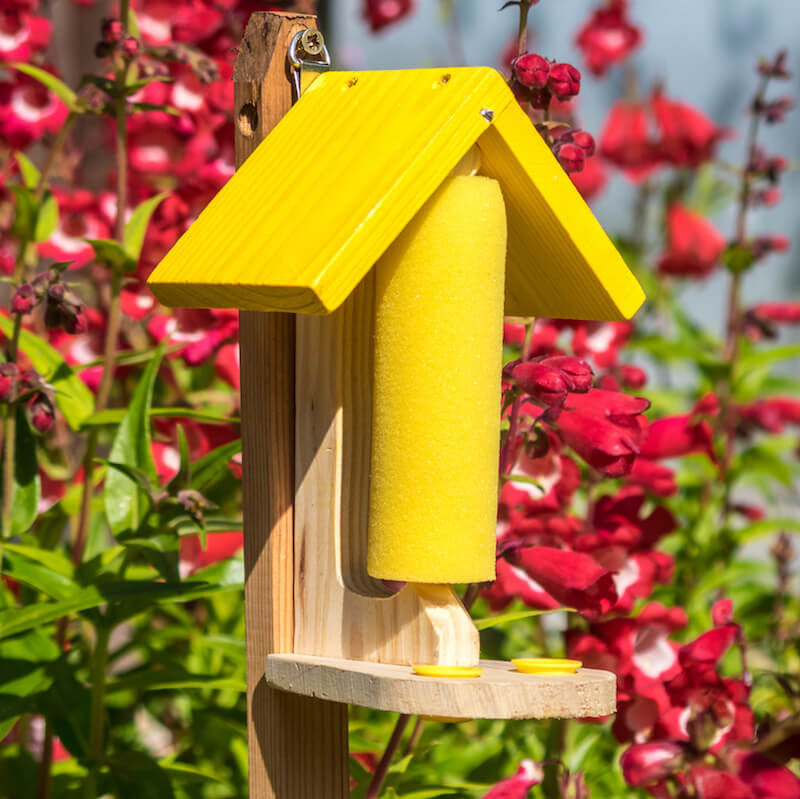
[9,63,78,111]
[105,343,164,535]
[81,406,239,428]
[15,152,40,189]
[123,192,168,263]
[738,344,800,374]
[86,238,132,271]
[189,439,242,496]
[157,762,223,785]
[0,407,41,536]
[107,666,245,695]
[737,518,800,542]
[474,607,572,631]
[2,548,74,599]
[0,319,94,430]
[33,191,58,243]
[0,577,240,639]
[108,751,176,799]
[723,243,756,275]
[9,184,38,241]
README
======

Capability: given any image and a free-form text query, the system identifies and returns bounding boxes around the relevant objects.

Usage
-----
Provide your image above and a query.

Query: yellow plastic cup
[412,665,482,679]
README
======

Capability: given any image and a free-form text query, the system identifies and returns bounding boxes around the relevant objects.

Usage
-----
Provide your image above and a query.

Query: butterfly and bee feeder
[148,11,644,797]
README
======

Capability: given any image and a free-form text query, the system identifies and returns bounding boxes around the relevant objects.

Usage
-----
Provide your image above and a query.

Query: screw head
[480,108,495,123]
[300,29,324,56]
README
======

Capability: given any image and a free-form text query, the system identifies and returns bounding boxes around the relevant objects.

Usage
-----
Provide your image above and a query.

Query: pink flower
[575,0,642,76]
[0,72,68,149]
[483,760,543,798]
[688,766,754,799]
[620,741,687,786]
[0,8,51,61]
[571,321,632,368]
[653,90,728,168]
[554,389,649,477]
[657,205,726,278]
[37,189,111,268]
[363,0,415,32]
[599,101,660,181]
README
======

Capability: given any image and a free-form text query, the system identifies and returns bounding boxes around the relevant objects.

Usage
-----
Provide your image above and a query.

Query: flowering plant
[0,1,797,798]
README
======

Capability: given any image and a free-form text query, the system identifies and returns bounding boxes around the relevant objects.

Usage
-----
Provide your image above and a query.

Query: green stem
[84,624,111,799]
[718,75,769,521]
[365,713,410,799]
[517,0,531,56]
[541,717,566,799]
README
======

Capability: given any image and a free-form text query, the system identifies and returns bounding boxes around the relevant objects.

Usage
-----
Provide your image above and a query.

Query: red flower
[620,741,687,787]
[599,100,660,181]
[739,396,800,433]
[569,154,607,200]
[749,301,800,325]
[363,0,415,32]
[688,766,754,799]
[0,72,68,149]
[554,389,649,477]
[640,414,717,463]
[179,532,243,577]
[483,760,543,798]
[733,751,800,799]
[657,204,726,278]
[628,458,678,496]
[575,0,642,76]
[512,546,618,618]
[37,189,111,268]
[653,89,727,168]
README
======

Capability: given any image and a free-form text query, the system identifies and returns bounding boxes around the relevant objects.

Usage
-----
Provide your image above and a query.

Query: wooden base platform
[265,655,616,720]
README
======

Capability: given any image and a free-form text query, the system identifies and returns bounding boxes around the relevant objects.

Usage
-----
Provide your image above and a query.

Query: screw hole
[346,77,359,88]
[439,73,451,85]
[238,103,258,137]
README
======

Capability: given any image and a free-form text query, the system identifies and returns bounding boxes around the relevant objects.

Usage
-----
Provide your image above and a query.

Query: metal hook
[288,29,331,101]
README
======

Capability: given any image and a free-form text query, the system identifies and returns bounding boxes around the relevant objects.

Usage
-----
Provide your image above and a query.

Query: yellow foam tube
[368,175,507,583]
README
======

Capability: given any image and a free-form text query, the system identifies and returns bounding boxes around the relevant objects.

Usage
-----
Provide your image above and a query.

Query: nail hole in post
[238,103,258,137]
[440,73,451,85]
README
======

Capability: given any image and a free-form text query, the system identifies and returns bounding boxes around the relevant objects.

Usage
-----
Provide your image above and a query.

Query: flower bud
[537,356,594,392]
[0,363,19,403]
[571,130,596,157]
[28,394,54,434]
[513,53,550,89]
[101,17,123,44]
[620,364,647,389]
[122,36,139,58]
[512,361,570,406]
[556,142,586,173]
[12,283,35,315]
[95,41,113,59]
[529,87,552,110]
[548,62,581,100]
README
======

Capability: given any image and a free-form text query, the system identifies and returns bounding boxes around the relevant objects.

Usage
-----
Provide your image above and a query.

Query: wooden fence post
[235,11,349,797]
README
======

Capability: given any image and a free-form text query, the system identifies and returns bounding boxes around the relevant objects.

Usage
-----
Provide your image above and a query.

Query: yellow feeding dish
[412,665,483,679]
[512,658,582,675]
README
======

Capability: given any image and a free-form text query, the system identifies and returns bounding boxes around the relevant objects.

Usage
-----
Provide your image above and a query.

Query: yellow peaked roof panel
[147,67,644,321]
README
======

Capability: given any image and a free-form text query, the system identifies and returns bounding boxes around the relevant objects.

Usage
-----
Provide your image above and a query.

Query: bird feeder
[148,11,644,798]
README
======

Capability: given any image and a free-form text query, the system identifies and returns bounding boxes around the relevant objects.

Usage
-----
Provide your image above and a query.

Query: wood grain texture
[148,67,643,322]
[236,12,348,799]
[266,656,617,720]
[294,279,480,667]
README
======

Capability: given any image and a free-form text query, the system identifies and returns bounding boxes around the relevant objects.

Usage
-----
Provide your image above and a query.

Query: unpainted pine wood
[294,277,480,668]
[266,655,617,720]
[236,11,348,799]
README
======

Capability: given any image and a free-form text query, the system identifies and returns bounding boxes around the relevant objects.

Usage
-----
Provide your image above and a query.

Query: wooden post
[236,12,349,798]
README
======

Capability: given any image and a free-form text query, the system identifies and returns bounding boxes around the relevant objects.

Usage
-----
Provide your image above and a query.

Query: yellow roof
[147,67,644,321]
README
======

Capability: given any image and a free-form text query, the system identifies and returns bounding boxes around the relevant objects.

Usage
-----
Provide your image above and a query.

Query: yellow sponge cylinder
[367,175,507,584]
